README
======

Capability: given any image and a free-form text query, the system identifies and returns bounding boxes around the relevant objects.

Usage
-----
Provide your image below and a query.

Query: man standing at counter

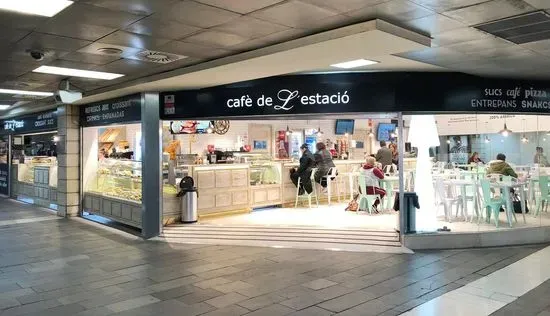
[290,144,315,195]
[376,141,393,168]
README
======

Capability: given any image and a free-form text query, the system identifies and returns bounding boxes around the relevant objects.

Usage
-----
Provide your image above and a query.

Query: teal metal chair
[479,179,507,228]
[358,174,380,214]
[535,175,550,216]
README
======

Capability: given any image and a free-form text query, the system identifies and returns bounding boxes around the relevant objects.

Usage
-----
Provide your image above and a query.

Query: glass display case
[16,157,58,187]
[250,160,282,186]
[88,158,142,202]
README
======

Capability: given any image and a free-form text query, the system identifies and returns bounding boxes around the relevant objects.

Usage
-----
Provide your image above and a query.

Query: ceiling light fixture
[499,123,512,137]
[0,88,53,97]
[330,59,378,69]
[484,136,490,143]
[33,66,124,80]
[0,0,73,17]
[0,105,10,110]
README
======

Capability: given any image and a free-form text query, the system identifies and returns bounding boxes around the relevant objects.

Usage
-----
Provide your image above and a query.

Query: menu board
[170,121,212,134]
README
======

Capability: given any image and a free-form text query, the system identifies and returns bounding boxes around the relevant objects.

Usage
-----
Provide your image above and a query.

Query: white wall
[164,119,399,158]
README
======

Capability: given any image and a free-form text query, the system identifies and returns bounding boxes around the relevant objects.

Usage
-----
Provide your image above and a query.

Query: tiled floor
[0,197,549,316]
[201,202,550,234]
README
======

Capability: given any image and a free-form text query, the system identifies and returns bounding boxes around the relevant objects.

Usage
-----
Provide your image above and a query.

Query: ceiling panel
[157,1,241,28]
[93,59,153,75]
[300,0,386,13]
[80,0,179,15]
[0,11,47,30]
[213,16,289,39]
[158,41,233,59]
[431,27,490,46]
[348,0,434,22]
[464,45,534,58]
[395,47,481,66]
[0,61,37,77]
[59,52,121,65]
[407,14,465,36]
[409,0,490,12]
[0,29,31,45]
[523,0,550,9]
[250,0,339,28]
[443,0,536,26]
[99,30,171,50]
[50,3,145,29]
[40,20,117,42]
[16,72,65,84]
[228,28,312,52]
[445,37,512,53]
[124,17,201,40]
[14,32,92,52]
[45,59,97,70]
[195,0,285,14]
[182,30,249,48]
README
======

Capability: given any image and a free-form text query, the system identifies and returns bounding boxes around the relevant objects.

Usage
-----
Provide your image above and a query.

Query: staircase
[159,224,405,253]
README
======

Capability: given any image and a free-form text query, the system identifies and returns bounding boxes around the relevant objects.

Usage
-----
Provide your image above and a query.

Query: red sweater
[363,164,384,179]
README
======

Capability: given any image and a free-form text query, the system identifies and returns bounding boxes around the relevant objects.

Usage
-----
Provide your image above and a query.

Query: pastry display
[91,158,143,203]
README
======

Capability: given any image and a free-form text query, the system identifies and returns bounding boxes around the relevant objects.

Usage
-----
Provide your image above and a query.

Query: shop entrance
[161,114,408,235]
[10,132,58,210]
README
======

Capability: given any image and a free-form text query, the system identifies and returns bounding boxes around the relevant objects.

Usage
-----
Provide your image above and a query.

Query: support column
[141,93,162,238]
[56,104,81,217]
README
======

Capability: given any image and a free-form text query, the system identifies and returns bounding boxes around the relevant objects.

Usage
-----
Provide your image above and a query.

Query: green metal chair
[358,174,380,214]
[535,175,550,217]
[480,179,507,228]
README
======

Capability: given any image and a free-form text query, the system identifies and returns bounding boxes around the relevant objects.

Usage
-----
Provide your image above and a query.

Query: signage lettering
[160,73,550,119]
[0,110,57,135]
[226,90,350,111]
[80,94,141,127]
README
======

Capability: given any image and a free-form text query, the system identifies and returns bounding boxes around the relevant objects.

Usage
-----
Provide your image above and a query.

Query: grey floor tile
[105,295,160,313]
[201,304,250,316]
[244,303,295,316]
[178,288,225,305]
[302,279,338,290]
[288,306,334,316]
[238,293,286,311]
[317,290,377,312]
[206,292,248,308]
[1,298,62,316]
[150,284,196,300]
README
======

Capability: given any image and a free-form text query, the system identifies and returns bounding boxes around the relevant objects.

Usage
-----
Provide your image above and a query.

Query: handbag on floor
[345,194,359,212]
[513,193,529,214]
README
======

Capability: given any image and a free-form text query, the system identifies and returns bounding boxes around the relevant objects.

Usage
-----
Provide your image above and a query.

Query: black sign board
[80,94,142,127]
[0,110,57,135]
[160,72,550,119]
[0,135,8,196]
[0,163,8,196]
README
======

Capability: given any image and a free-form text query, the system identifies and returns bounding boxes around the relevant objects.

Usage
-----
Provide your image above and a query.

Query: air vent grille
[128,50,187,64]
[475,11,550,44]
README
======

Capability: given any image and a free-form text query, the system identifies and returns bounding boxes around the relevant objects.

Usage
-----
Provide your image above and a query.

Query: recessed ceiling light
[0,0,73,17]
[33,66,124,80]
[0,105,10,110]
[0,88,53,96]
[330,59,379,69]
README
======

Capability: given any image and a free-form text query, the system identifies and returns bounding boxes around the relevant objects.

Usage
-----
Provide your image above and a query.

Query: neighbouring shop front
[0,110,58,210]
[157,72,550,248]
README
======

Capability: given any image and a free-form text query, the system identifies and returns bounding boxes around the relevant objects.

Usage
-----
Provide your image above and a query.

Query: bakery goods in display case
[90,159,142,202]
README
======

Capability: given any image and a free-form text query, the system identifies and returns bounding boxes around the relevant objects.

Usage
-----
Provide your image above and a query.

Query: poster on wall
[448,136,468,164]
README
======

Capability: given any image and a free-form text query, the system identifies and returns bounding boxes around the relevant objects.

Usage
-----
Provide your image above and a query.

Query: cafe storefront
[156,72,550,249]
[0,110,58,210]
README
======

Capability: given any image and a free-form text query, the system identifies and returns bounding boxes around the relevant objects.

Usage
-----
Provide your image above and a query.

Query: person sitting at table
[290,144,315,195]
[534,147,549,167]
[314,142,336,191]
[361,156,387,213]
[487,153,518,178]
[468,152,484,164]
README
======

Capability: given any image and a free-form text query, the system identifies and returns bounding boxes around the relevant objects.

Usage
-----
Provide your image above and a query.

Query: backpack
[345,194,360,212]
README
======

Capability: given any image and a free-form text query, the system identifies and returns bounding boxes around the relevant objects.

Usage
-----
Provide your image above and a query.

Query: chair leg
[493,207,499,228]
[327,181,331,205]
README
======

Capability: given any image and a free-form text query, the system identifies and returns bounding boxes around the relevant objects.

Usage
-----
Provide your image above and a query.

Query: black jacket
[297,149,315,175]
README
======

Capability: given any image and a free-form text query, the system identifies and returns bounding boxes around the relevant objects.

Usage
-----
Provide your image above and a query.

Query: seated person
[314,142,335,190]
[534,147,549,167]
[361,156,387,213]
[290,144,315,195]
[487,153,517,178]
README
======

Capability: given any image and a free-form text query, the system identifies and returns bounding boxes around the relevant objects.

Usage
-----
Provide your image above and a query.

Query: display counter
[83,159,143,228]
[11,157,58,208]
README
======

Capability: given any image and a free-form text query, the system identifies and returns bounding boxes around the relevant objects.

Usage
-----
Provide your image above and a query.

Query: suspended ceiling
[1,0,550,114]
